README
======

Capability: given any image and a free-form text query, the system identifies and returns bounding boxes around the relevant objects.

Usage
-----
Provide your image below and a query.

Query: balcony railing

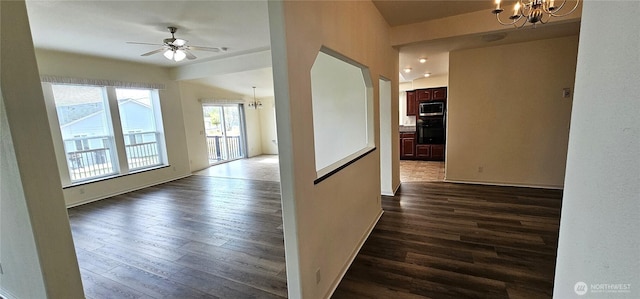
[124,132,161,170]
[67,148,114,181]
[64,133,161,182]
[206,135,243,163]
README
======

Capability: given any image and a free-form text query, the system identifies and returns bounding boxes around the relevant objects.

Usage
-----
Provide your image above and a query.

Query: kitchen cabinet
[432,87,447,101]
[400,132,415,159]
[416,144,430,158]
[406,87,446,116]
[417,89,431,101]
[431,144,445,160]
[406,91,416,116]
[415,144,445,161]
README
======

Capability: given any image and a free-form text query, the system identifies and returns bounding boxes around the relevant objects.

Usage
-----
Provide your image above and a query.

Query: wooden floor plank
[69,176,287,299]
[70,172,561,299]
[333,181,562,299]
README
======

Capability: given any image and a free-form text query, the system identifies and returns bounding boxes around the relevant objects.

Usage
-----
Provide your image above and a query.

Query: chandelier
[491,0,580,28]
[248,87,262,109]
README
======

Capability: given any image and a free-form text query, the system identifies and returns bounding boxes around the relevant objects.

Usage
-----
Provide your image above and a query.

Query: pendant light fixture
[248,86,262,109]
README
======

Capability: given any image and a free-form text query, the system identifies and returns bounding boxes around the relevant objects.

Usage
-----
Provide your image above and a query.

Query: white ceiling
[25,0,579,97]
[26,0,270,68]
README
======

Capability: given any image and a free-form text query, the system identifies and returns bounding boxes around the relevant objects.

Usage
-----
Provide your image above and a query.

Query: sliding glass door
[202,104,245,164]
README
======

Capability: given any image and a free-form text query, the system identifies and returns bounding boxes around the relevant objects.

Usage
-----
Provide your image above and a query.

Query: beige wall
[34,49,192,206]
[447,35,578,188]
[258,97,278,155]
[554,2,640,297]
[268,0,398,297]
[0,1,83,297]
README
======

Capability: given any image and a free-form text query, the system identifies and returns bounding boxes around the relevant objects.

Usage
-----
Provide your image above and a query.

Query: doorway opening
[202,104,246,165]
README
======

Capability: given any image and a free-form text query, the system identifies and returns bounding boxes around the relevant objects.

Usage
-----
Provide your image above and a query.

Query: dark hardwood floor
[68,176,287,299]
[333,182,563,299]
[70,175,562,299]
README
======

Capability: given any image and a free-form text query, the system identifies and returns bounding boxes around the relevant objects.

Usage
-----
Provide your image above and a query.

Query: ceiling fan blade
[141,48,166,56]
[127,41,164,46]
[184,50,197,60]
[187,45,223,52]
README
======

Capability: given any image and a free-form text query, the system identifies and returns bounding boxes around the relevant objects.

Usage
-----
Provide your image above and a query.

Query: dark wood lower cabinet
[415,144,445,161]
[430,144,445,160]
[400,133,415,159]
[415,144,430,158]
[400,132,444,161]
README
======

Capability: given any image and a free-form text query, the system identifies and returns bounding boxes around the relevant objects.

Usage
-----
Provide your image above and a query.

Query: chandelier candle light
[491,0,580,28]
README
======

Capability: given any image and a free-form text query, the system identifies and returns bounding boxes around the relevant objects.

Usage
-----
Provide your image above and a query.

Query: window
[116,88,163,170]
[45,83,167,184]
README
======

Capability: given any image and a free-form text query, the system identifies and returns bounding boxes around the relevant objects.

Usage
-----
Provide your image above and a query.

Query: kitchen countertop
[399,125,416,133]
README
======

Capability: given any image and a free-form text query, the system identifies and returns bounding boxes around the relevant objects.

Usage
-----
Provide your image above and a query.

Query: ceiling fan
[127,26,227,62]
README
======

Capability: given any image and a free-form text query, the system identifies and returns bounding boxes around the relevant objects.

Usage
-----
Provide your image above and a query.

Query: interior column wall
[554,1,640,297]
[268,1,398,298]
[0,1,84,297]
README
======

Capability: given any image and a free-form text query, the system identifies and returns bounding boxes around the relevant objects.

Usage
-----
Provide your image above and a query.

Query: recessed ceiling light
[403,68,412,73]
[424,73,431,77]
[419,58,427,63]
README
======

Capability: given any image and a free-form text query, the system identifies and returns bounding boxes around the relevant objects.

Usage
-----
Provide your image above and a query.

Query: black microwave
[419,101,445,117]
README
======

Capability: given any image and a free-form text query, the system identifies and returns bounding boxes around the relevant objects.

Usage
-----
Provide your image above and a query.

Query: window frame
[42,82,168,186]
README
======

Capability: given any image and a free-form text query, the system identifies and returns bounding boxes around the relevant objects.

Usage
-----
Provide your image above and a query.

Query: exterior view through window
[202,104,245,164]
[49,84,166,183]
[116,88,163,170]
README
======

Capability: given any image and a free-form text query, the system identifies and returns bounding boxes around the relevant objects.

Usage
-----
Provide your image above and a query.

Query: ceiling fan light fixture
[163,49,174,60]
[173,38,187,47]
[130,26,225,62]
[163,49,187,62]
[174,50,187,61]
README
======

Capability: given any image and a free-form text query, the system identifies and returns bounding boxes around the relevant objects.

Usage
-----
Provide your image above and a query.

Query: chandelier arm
[539,11,551,24]
[495,12,521,26]
[515,17,529,29]
[539,16,548,24]
[550,0,568,12]
[549,0,580,17]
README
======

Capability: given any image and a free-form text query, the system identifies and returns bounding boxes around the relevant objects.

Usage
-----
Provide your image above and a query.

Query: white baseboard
[324,209,384,299]
[381,182,401,196]
[66,174,192,208]
[444,178,563,190]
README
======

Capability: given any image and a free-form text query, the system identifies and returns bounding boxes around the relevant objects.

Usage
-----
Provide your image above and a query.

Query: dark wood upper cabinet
[417,89,431,101]
[406,91,416,116]
[432,87,447,101]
